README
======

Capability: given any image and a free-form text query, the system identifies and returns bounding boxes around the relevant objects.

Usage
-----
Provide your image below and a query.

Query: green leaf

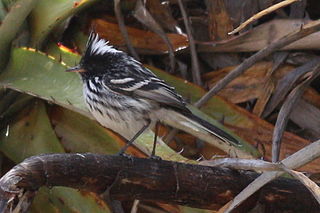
[31,187,110,213]
[0,0,7,21]
[0,100,64,163]
[0,48,87,115]
[29,0,99,47]
[0,90,19,115]
[0,0,38,70]
[180,206,212,213]
[0,93,33,130]
[50,106,120,154]
[47,43,80,67]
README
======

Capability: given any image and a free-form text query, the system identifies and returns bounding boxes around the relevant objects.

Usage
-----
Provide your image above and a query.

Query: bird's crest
[86,32,121,56]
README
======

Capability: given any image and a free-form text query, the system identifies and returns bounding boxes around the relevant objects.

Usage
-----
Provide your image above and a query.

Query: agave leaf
[49,106,187,160]
[0,90,19,115]
[0,0,6,20]
[0,100,64,163]
[47,43,80,66]
[29,0,98,47]
[0,88,6,99]
[31,187,110,213]
[50,106,121,154]
[0,48,187,161]
[180,206,211,213]
[0,47,87,115]
[0,0,38,70]
[1,0,19,8]
[0,93,33,130]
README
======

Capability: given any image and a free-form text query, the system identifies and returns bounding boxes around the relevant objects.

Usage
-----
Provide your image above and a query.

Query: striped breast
[83,78,157,139]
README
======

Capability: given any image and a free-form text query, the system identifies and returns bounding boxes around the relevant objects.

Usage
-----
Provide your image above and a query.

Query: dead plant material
[229,0,300,35]
[195,18,320,108]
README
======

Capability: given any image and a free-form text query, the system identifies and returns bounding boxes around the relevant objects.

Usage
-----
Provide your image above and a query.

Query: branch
[0,154,319,212]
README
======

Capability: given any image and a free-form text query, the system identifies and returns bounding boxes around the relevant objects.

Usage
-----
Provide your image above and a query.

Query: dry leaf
[92,18,188,54]
[198,19,320,52]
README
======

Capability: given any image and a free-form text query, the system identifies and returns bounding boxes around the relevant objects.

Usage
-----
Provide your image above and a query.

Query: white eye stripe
[110,78,135,84]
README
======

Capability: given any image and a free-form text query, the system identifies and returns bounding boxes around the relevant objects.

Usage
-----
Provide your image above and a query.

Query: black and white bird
[66,32,239,156]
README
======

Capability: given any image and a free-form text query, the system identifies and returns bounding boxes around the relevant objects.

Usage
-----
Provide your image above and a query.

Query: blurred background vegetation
[1,0,320,212]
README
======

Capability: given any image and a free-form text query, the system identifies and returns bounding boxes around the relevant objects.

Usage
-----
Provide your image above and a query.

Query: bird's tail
[162,109,254,158]
[187,113,240,145]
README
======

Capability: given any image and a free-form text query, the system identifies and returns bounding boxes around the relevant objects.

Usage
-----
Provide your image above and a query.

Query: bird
[66,32,239,157]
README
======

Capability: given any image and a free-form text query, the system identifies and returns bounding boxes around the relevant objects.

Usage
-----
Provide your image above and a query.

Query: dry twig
[229,0,300,35]
[177,0,202,85]
[202,158,320,206]
[114,0,140,60]
[272,63,320,162]
[224,138,320,213]
[133,0,175,71]
[282,167,320,204]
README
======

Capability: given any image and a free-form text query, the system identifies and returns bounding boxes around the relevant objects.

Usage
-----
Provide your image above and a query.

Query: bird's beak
[66,65,86,73]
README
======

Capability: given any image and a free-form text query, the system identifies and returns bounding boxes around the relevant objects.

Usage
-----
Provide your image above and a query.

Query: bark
[0,153,319,212]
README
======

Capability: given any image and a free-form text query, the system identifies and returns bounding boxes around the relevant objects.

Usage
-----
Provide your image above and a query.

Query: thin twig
[195,18,320,108]
[130,200,140,213]
[114,0,140,60]
[200,158,282,171]
[202,157,320,204]
[177,0,202,85]
[224,138,320,213]
[229,0,300,35]
[272,63,320,162]
[163,128,179,144]
[100,171,125,213]
[133,0,175,71]
[281,166,320,204]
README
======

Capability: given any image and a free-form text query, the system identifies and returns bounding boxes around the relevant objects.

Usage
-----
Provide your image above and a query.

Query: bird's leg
[151,122,160,158]
[117,120,151,155]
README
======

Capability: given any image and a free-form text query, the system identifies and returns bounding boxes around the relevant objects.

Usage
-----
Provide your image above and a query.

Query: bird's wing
[102,67,188,111]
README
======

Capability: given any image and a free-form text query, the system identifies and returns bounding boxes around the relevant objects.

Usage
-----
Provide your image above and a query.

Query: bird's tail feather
[187,113,239,145]
[162,110,253,158]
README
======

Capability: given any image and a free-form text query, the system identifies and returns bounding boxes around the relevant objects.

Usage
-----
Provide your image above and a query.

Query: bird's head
[66,32,122,78]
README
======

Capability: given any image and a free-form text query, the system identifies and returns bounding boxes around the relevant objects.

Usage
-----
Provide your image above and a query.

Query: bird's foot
[116,151,134,159]
[149,155,162,160]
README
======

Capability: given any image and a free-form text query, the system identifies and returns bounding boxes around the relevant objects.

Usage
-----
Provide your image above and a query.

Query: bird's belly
[91,105,150,139]
[84,91,155,139]
[83,85,174,140]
